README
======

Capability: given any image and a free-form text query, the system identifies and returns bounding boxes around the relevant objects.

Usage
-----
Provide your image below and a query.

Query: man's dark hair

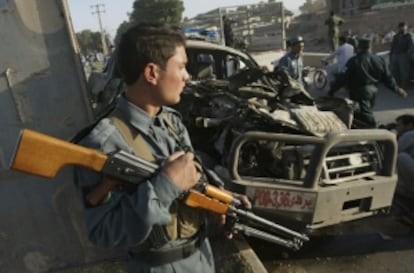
[339,36,347,43]
[398,21,407,28]
[117,22,186,85]
[396,114,414,126]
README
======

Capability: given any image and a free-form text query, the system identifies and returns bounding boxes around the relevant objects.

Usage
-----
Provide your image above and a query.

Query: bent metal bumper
[228,129,397,229]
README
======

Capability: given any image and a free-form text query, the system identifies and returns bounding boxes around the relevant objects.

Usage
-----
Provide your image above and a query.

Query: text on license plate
[247,187,316,213]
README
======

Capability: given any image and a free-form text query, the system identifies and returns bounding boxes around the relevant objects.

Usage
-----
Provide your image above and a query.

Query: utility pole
[280,1,286,50]
[90,3,108,55]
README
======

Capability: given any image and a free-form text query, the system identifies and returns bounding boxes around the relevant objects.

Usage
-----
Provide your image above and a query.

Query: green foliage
[112,0,184,46]
[129,0,184,25]
[299,0,326,14]
[76,30,111,54]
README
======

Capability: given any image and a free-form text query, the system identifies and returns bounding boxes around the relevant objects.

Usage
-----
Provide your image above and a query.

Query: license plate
[247,187,316,213]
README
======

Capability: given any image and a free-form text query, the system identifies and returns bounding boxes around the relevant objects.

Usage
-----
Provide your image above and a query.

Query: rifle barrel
[234,223,302,250]
[231,207,309,241]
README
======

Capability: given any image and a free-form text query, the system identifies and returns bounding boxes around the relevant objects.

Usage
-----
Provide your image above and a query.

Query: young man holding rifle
[8,22,308,271]
[75,23,249,273]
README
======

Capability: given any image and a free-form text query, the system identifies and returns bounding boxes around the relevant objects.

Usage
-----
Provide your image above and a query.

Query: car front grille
[320,144,381,185]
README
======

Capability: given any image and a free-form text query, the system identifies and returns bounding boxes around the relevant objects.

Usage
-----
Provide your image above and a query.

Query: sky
[67,0,306,38]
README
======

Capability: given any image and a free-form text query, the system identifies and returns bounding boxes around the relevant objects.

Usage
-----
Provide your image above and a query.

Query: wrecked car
[89,39,398,230]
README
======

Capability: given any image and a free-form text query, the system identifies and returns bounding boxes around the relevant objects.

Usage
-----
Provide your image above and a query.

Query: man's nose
[184,69,191,83]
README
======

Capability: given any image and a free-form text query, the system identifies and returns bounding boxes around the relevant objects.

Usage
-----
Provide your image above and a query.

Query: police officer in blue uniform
[329,38,407,128]
[75,23,248,273]
[276,36,308,88]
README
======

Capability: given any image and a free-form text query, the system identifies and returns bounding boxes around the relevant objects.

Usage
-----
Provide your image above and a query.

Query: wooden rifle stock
[203,184,237,205]
[10,129,238,208]
[185,190,229,214]
[11,129,107,178]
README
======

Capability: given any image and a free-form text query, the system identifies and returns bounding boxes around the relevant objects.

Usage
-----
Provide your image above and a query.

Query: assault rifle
[10,129,309,250]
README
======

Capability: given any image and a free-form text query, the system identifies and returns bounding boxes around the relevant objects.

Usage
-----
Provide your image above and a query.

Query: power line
[90,3,108,55]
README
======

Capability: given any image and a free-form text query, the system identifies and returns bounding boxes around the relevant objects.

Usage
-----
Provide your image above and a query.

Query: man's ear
[143,63,159,85]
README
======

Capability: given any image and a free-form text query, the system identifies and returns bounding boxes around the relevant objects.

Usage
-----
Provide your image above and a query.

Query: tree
[299,0,326,14]
[76,30,107,54]
[129,0,184,25]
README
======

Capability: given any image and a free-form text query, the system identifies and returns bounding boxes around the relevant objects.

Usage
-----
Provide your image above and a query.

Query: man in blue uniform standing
[75,23,248,273]
[329,38,407,128]
[276,36,308,88]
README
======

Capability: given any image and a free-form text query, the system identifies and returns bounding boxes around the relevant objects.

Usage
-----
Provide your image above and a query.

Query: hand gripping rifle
[10,129,309,250]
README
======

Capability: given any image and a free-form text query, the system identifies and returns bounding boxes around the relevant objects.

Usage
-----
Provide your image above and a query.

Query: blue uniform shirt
[75,95,214,273]
[277,51,305,85]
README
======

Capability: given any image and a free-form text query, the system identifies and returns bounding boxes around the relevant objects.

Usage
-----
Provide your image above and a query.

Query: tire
[313,69,328,90]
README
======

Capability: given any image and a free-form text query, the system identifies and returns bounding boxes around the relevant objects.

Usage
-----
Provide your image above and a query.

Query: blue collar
[115,96,166,134]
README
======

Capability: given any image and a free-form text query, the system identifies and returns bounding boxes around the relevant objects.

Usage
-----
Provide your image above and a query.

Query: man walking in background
[390,22,414,89]
[325,11,344,51]
[222,15,234,47]
[329,38,407,128]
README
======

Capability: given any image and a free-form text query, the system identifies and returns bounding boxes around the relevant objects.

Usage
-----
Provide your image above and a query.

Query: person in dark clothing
[395,114,414,198]
[222,15,234,47]
[390,22,414,88]
[329,38,407,128]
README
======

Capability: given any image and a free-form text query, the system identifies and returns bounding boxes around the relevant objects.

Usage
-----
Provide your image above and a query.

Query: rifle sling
[162,114,181,144]
[110,109,155,162]
[110,109,203,246]
[110,109,182,160]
